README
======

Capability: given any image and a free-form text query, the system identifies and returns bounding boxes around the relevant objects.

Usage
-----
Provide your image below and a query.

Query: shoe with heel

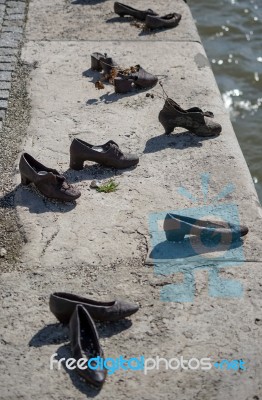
[159,98,222,136]
[70,138,139,170]
[114,65,158,93]
[91,52,117,75]
[91,52,158,93]
[19,153,81,201]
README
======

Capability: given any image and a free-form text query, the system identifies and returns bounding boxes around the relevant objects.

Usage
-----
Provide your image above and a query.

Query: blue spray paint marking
[148,174,245,302]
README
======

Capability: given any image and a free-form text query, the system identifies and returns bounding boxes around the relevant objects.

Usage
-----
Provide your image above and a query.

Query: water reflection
[189,0,262,201]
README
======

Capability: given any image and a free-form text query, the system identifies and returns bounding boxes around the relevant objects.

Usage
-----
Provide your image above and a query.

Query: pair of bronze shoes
[50,292,139,387]
[91,52,158,93]
[19,140,139,202]
[114,2,182,30]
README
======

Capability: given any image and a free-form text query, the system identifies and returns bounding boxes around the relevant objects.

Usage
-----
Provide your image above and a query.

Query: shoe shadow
[143,131,219,154]
[149,237,243,261]
[83,68,156,104]
[56,344,102,397]
[63,163,138,184]
[29,323,69,347]
[29,319,132,348]
[96,319,133,338]
[0,185,77,215]
[138,25,181,37]
[86,88,153,105]
[82,68,101,83]
[106,16,133,24]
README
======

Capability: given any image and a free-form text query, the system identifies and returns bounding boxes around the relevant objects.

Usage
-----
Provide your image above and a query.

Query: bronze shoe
[50,292,139,324]
[70,139,139,170]
[145,13,182,30]
[159,98,222,136]
[114,65,158,93]
[19,153,81,201]
[164,213,248,243]
[114,2,158,21]
[91,52,117,75]
[91,53,158,93]
[69,305,107,388]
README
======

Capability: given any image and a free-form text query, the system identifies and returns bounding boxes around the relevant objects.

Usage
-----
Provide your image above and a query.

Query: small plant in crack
[96,179,119,193]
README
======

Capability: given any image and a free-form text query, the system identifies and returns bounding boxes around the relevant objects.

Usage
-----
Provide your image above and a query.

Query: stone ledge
[25,0,200,42]
[0,98,8,108]
[0,55,16,62]
[0,70,11,80]
[0,108,5,119]
[0,89,9,98]
[0,80,11,89]
[0,62,15,70]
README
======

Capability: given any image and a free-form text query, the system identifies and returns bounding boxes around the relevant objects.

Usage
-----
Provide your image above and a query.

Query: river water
[188,0,262,202]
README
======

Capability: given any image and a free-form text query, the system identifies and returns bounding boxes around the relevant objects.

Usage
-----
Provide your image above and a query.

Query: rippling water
[189,0,262,201]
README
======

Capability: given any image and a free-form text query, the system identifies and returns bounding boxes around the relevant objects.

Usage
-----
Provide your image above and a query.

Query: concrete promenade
[0,0,262,399]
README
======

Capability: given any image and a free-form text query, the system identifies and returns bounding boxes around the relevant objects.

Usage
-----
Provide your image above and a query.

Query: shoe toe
[73,189,81,200]
[121,301,139,317]
[213,122,222,135]
[176,13,182,23]
[151,75,159,86]
[66,188,81,200]
[146,73,158,87]
[123,153,139,167]
[202,117,222,136]
[92,370,107,387]
[129,154,139,163]
[240,225,249,237]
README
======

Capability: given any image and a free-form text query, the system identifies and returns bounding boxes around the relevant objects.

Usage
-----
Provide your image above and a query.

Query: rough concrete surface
[1,1,262,400]
[25,0,200,42]
[0,60,30,273]
[0,0,30,273]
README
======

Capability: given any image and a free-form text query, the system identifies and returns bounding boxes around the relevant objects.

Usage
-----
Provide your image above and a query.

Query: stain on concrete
[194,53,210,69]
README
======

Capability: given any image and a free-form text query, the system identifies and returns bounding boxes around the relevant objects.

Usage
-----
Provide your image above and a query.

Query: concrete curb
[0,0,28,129]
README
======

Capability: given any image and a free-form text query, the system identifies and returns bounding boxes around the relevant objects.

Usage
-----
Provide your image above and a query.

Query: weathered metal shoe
[69,305,107,388]
[91,52,117,75]
[114,65,158,93]
[145,13,182,30]
[70,139,139,170]
[19,153,81,201]
[164,213,248,243]
[50,292,139,324]
[159,98,222,136]
[114,2,158,21]
[91,53,158,93]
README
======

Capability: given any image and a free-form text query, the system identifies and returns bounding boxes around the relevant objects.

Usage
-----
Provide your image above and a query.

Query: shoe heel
[158,111,175,135]
[91,55,102,72]
[114,3,126,17]
[114,77,134,93]
[69,157,84,171]
[21,174,31,185]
